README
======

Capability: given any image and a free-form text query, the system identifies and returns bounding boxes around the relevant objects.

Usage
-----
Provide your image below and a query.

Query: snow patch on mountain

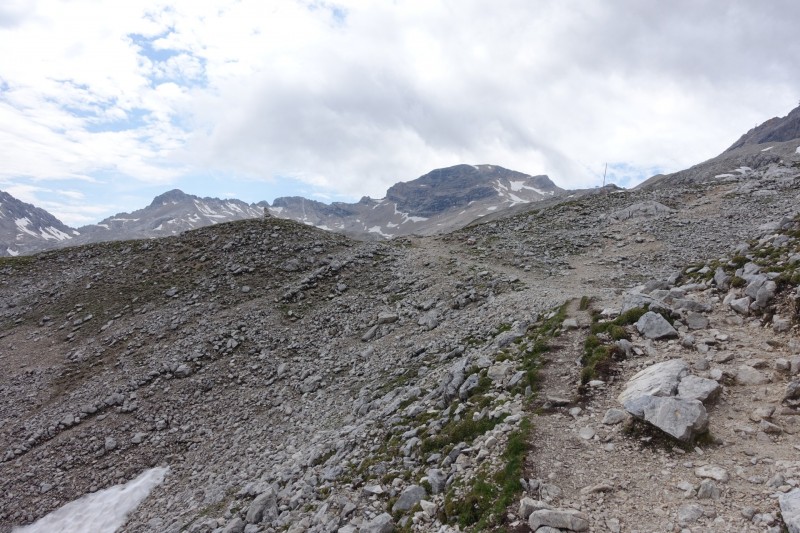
[13,467,169,533]
[15,218,38,237]
[393,204,428,224]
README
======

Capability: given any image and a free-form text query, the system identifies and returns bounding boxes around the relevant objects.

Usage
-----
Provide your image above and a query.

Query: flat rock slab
[392,484,426,512]
[735,365,770,386]
[636,396,709,441]
[779,489,800,533]
[529,509,589,531]
[695,465,729,482]
[685,312,710,330]
[618,359,689,408]
[636,311,678,340]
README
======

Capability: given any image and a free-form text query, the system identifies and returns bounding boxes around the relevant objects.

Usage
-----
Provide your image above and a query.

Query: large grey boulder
[617,359,689,407]
[635,311,678,340]
[246,487,277,524]
[745,275,768,299]
[441,359,468,402]
[528,508,589,531]
[779,489,800,533]
[621,293,668,313]
[634,396,709,441]
[519,497,551,520]
[754,280,777,308]
[785,381,800,401]
[619,359,711,441]
[221,517,245,533]
[360,512,394,533]
[677,375,721,403]
[392,485,427,512]
[426,468,447,494]
[713,267,730,290]
[729,296,751,315]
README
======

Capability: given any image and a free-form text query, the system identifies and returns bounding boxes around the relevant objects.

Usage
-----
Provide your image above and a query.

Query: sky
[1,0,799,227]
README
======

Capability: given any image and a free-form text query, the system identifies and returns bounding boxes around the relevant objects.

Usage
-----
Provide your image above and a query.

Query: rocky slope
[1,114,800,533]
[0,191,77,257]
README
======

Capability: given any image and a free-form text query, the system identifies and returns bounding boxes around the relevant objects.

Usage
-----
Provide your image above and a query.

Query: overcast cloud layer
[1,0,799,225]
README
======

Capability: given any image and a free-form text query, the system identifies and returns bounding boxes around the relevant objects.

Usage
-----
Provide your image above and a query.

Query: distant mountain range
[262,164,561,239]
[5,102,800,257]
[0,164,562,256]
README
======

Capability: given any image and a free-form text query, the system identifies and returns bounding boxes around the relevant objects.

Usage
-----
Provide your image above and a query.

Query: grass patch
[579,307,649,386]
[0,254,37,270]
[730,275,746,288]
[421,414,506,455]
[441,418,532,529]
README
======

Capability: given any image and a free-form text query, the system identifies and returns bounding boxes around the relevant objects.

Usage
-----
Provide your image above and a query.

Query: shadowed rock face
[726,104,800,152]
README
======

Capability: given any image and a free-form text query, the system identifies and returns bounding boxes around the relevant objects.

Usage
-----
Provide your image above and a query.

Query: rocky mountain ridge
[74,189,265,246]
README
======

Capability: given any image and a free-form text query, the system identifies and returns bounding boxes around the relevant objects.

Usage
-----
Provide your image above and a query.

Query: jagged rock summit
[726,103,800,152]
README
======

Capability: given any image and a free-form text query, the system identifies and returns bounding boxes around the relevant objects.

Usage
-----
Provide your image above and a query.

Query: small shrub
[609,324,628,340]
[615,306,648,326]
[730,276,746,288]
[730,255,748,268]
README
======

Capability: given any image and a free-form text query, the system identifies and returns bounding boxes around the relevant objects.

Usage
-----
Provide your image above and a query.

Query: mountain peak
[726,103,800,152]
[150,189,191,207]
[385,164,559,218]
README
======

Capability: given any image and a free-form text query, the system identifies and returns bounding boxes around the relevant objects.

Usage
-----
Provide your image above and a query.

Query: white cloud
[1,0,799,223]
